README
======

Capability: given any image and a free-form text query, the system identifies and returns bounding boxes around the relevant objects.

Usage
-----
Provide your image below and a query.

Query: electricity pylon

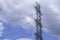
[34,1,43,40]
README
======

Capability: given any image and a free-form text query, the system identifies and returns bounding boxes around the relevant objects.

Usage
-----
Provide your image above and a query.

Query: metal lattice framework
[34,1,43,40]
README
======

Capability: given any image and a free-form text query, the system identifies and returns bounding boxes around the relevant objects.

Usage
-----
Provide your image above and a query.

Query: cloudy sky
[0,0,60,40]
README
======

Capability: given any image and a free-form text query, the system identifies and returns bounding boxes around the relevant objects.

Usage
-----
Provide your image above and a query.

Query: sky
[0,0,60,40]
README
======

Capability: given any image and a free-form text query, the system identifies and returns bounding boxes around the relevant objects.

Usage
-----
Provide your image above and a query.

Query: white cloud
[25,16,33,23]
[0,0,36,32]
[0,22,4,37]
[0,23,4,30]
[16,38,32,40]
[49,4,59,13]
[3,39,11,40]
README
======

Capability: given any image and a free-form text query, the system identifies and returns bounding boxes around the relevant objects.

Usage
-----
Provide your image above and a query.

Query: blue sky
[0,0,60,40]
[0,22,58,40]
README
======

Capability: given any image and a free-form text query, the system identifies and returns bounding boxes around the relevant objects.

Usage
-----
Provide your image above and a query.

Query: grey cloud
[0,0,60,37]
[0,0,36,32]
[41,0,60,36]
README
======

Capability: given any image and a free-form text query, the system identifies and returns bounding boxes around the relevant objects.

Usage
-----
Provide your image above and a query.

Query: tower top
[34,1,40,9]
[34,1,42,16]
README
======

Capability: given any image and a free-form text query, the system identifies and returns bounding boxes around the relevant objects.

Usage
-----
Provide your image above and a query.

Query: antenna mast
[34,1,43,40]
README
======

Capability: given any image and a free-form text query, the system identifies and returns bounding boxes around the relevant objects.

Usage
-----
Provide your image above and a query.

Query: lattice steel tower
[34,1,43,40]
